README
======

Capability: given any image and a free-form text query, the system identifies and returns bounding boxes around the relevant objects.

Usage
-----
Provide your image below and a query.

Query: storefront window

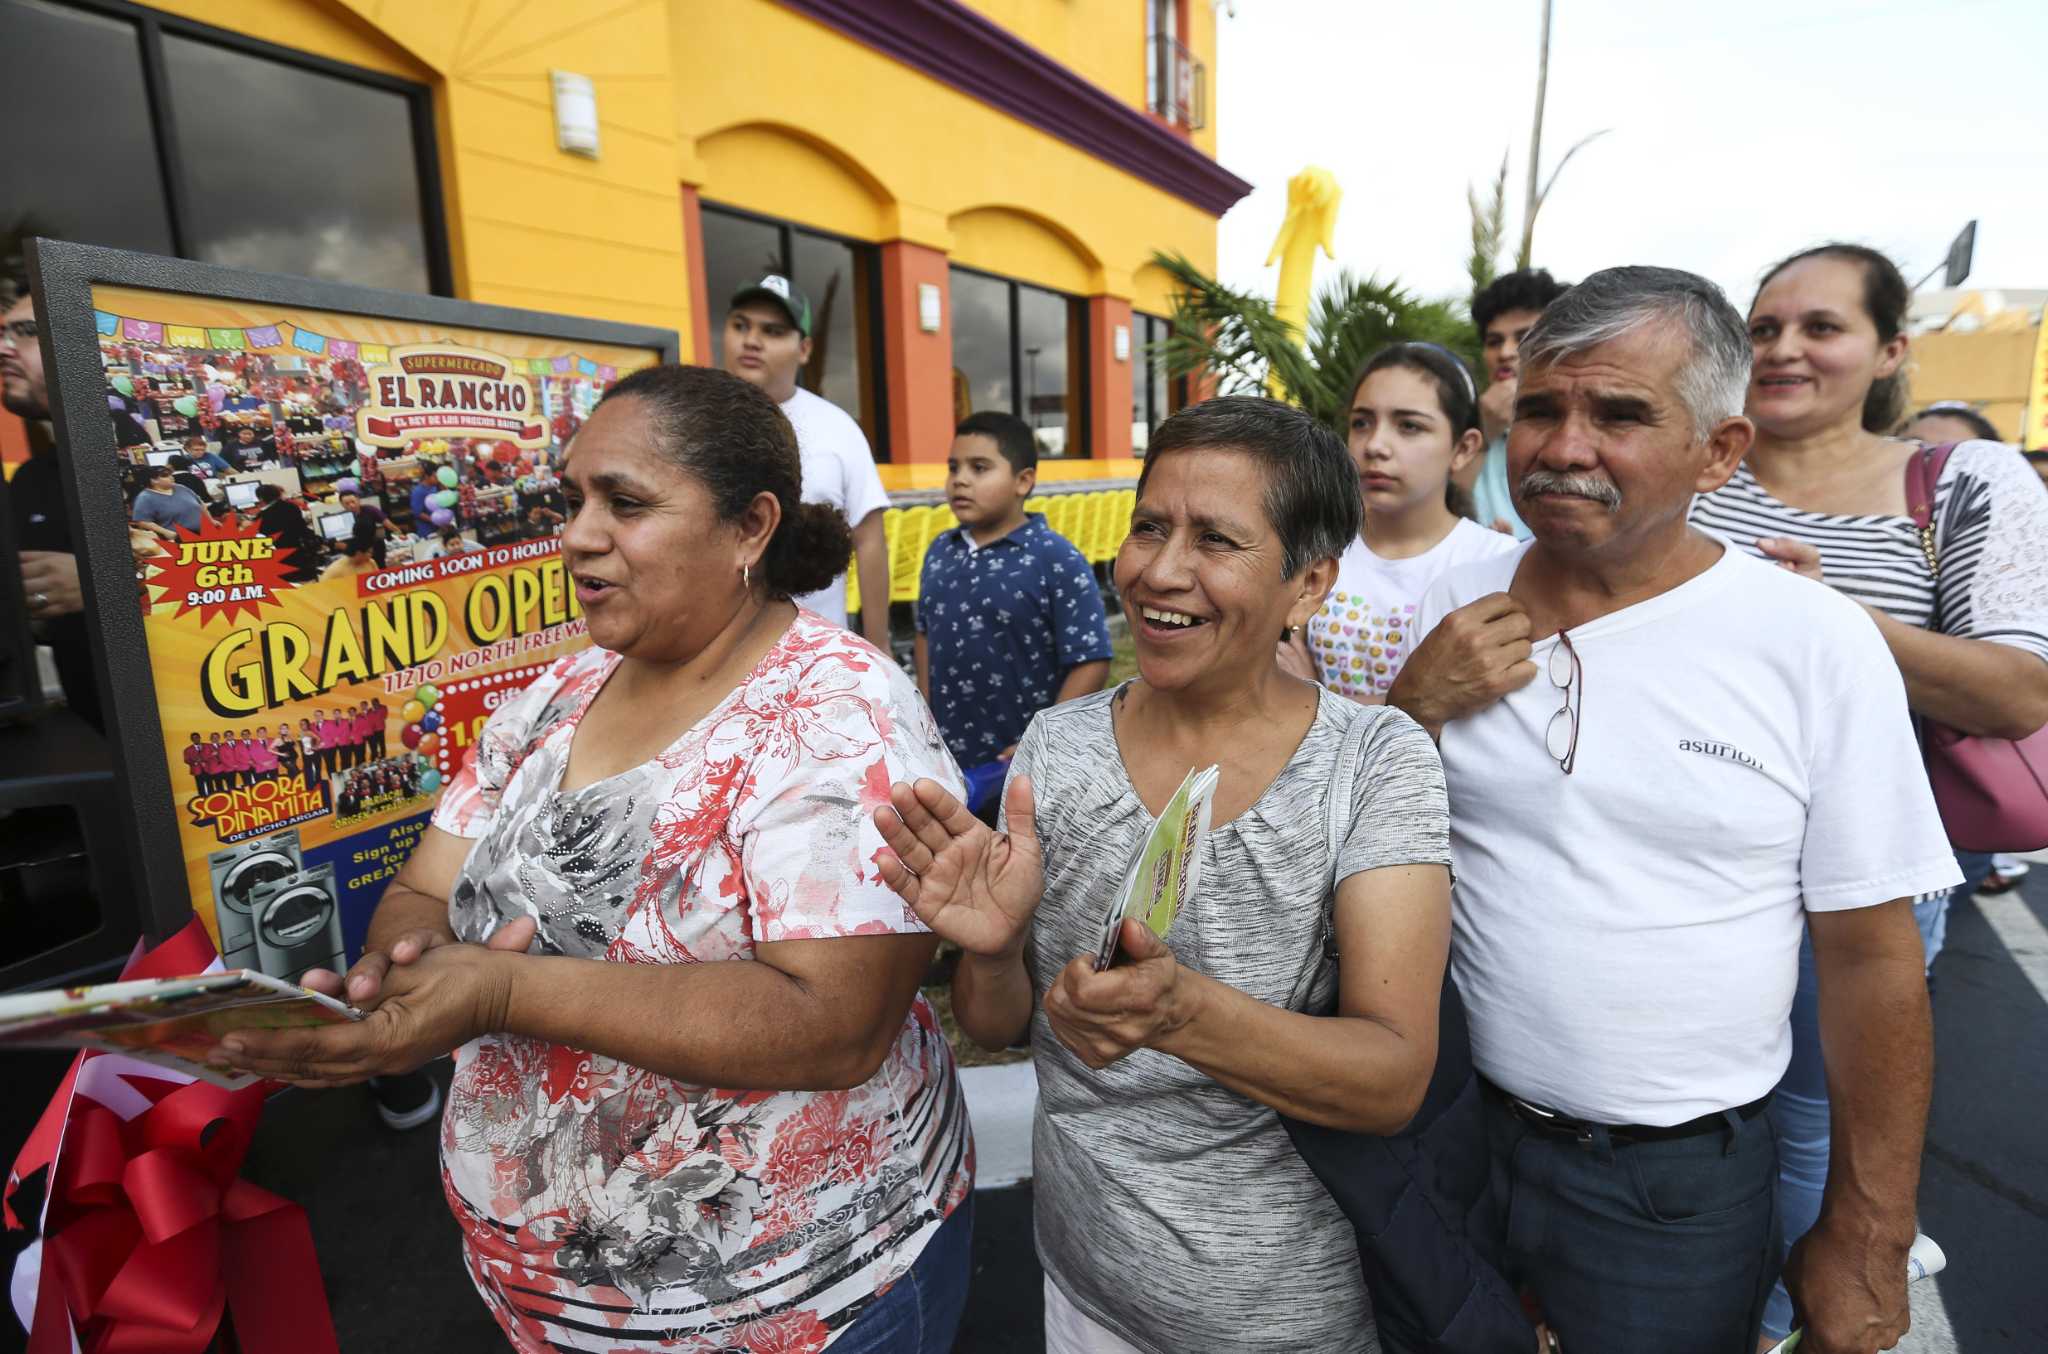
[0,0,446,292]
[700,204,885,457]
[950,268,1013,427]
[1132,311,1182,453]
[949,266,1086,458]
[791,231,877,439]
[0,0,174,257]
[702,210,785,363]
[162,35,432,293]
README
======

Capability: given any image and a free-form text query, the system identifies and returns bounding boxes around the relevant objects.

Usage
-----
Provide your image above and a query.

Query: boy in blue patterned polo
[916,412,1112,784]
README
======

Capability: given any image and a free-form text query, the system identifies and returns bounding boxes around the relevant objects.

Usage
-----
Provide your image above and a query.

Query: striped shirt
[1690,440,2048,663]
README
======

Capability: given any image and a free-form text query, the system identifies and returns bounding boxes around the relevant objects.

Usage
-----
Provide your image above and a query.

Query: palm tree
[1149,250,1478,431]
[1467,155,1510,297]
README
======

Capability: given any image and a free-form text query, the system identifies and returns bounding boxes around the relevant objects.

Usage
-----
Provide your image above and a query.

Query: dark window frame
[8,0,452,295]
[699,199,891,462]
[1133,310,1185,444]
[949,262,1091,459]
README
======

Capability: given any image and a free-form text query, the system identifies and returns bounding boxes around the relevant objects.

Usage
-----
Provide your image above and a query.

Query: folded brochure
[1094,764,1220,970]
[0,969,361,1089]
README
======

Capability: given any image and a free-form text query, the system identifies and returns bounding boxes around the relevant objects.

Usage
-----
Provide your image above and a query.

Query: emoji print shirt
[1307,518,1519,699]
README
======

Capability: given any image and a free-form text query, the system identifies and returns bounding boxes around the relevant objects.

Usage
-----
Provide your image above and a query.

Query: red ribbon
[7,919,340,1354]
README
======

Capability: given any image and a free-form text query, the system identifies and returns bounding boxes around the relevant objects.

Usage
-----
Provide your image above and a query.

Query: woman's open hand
[1044,920,1195,1069]
[215,941,519,1087]
[875,775,1043,959]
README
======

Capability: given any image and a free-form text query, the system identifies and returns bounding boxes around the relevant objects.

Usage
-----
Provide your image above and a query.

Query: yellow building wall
[141,0,695,345]
[138,0,1225,363]
[676,0,1221,304]
[1912,327,2039,442]
[958,0,1218,159]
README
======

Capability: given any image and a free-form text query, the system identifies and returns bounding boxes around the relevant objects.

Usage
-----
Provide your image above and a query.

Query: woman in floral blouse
[219,366,974,1353]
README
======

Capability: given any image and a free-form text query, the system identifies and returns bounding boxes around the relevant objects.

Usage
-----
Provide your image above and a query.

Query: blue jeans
[1762,931,1828,1340]
[1951,849,1996,908]
[830,1198,973,1354]
[1483,1089,1780,1354]
[1762,855,1972,1338]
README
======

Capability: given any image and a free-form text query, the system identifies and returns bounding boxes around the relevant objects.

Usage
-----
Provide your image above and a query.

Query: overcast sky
[1212,0,2047,314]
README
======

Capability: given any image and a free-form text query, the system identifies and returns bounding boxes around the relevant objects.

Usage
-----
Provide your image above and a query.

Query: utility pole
[1520,0,1553,270]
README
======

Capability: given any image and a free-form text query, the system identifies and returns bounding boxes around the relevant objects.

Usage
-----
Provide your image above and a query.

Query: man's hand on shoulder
[1386,592,1537,739]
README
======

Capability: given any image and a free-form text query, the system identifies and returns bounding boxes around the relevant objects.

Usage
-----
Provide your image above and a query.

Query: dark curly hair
[1471,268,1571,342]
[596,365,853,600]
[1755,243,1910,434]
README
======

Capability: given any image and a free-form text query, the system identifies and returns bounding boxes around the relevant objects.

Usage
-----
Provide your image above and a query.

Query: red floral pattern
[428,613,974,1349]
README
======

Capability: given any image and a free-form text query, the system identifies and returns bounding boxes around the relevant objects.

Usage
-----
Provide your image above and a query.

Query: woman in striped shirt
[1691,241,2048,1347]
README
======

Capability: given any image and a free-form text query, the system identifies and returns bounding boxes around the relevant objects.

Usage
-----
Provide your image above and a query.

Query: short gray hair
[1518,266,1751,441]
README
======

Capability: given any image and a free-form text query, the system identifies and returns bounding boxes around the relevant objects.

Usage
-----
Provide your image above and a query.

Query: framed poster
[29,240,676,968]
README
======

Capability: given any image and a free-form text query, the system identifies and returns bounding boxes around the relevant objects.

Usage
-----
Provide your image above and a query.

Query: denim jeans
[1483,1088,1780,1354]
[829,1197,973,1354]
[1764,848,1984,1336]
[1952,849,1996,909]
[1761,931,1828,1340]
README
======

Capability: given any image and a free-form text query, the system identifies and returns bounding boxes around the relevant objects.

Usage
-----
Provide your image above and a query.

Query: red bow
[7,920,339,1354]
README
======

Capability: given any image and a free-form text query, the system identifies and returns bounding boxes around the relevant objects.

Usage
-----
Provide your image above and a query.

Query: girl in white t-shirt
[1282,343,1519,701]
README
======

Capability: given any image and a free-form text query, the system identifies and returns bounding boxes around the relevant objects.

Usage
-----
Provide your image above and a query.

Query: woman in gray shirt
[876,398,1454,1353]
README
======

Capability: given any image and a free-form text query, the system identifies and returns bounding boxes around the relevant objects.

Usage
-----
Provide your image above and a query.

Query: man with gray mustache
[1388,266,1955,1354]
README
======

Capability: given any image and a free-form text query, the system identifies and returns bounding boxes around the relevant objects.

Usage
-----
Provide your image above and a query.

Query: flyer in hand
[1094,764,1221,970]
[0,970,360,1088]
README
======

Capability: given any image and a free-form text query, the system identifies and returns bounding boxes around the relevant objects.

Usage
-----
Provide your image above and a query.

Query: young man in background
[721,274,893,654]
[1467,268,1570,538]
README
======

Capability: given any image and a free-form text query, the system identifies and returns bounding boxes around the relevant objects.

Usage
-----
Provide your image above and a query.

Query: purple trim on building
[777,0,1252,218]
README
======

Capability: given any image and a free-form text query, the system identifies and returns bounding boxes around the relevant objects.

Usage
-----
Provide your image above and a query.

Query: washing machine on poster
[244,862,346,980]
[206,830,303,971]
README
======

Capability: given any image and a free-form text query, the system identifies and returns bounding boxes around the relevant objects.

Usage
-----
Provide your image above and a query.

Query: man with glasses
[1388,267,1956,1354]
[2,273,101,730]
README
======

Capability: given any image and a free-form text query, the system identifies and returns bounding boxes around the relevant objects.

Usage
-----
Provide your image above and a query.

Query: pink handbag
[1907,443,2048,852]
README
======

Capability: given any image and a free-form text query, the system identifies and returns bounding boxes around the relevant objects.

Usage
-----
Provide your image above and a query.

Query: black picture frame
[26,238,678,942]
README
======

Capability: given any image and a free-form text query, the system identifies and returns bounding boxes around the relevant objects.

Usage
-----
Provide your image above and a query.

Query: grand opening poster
[82,282,665,970]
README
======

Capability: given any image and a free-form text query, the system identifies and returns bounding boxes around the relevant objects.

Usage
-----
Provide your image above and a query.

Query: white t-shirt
[1307,518,1518,698]
[779,385,890,625]
[1412,538,1960,1125]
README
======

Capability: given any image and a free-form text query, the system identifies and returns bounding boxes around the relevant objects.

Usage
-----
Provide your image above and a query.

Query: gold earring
[742,562,751,589]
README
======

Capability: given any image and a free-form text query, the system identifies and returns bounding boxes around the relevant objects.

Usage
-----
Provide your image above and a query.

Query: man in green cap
[723,273,892,654]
